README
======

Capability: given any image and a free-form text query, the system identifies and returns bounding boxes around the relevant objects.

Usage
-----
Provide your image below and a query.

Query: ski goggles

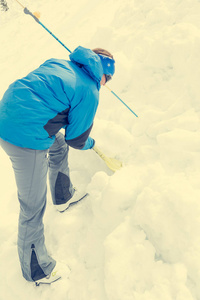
[105,74,112,83]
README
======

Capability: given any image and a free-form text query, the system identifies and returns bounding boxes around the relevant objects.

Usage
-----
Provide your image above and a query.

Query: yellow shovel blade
[103,156,122,172]
[93,145,122,172]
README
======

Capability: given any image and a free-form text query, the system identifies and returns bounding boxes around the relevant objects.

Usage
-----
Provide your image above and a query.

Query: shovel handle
[93,145,107,160]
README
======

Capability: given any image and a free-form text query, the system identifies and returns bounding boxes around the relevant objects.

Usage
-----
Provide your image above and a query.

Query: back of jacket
[0,46,103,150]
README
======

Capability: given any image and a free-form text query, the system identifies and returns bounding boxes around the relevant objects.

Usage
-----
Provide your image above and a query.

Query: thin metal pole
[37,20,72,53]
[105,85,138,118]
[15,0,25,9]
[23,6,72,54]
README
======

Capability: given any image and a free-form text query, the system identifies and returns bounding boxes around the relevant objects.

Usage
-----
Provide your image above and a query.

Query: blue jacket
[0,46,103,150]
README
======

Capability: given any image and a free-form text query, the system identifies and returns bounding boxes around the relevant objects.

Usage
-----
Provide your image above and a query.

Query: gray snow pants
[0,133,74,282]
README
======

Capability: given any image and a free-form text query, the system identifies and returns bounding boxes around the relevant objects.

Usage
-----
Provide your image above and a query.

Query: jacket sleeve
[65,89,98,149]
[65,124,94,149]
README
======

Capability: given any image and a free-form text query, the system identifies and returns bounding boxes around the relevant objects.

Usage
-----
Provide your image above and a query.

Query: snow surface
[1,0,200,299]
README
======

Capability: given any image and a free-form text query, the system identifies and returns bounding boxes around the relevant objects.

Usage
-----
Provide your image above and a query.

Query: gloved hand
[81,137,95,150]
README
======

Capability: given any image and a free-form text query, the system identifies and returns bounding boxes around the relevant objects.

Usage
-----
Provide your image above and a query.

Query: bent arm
[65,125,95,150]
[65,89,98,150]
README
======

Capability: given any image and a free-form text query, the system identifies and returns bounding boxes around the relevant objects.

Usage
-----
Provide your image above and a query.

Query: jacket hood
[69,46,103,86]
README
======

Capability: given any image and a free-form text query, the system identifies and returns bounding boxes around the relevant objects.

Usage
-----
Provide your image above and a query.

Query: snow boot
[35,269,61,286]
[55,190,89,212]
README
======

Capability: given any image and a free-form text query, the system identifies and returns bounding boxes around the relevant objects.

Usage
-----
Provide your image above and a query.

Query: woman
[0,45,115,285]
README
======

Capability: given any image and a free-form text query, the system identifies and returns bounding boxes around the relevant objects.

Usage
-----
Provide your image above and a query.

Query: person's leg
[48,132,74,206]
[0,138,56,282]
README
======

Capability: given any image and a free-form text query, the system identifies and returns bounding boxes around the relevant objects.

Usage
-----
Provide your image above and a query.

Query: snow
[1,0,200,299]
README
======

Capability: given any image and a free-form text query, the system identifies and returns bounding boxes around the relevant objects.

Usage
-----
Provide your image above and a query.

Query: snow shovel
[93,145,122,172]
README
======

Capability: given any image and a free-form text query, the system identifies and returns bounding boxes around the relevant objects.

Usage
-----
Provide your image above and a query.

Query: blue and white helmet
[98,54,115,76]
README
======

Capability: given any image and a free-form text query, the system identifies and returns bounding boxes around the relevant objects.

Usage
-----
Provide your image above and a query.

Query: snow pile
[1,0,200,299]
